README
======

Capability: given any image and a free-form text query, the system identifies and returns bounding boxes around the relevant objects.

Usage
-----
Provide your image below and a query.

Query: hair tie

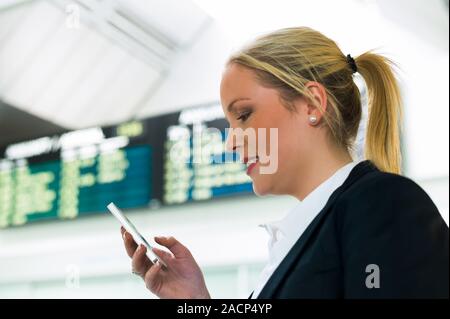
[346,54,358,74]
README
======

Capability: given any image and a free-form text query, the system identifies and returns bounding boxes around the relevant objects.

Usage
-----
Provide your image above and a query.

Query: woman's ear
[304,81,328,126]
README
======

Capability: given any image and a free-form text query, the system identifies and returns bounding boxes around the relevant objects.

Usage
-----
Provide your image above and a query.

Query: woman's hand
[121,227,210,299]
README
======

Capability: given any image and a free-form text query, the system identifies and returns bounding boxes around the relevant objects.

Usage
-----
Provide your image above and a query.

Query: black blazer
[252,160,449,299]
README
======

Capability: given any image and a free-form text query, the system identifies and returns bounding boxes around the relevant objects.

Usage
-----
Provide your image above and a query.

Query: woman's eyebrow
[227,98,251,113]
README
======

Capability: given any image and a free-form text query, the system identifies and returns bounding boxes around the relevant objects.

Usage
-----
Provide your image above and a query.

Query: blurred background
[0,0,448,298]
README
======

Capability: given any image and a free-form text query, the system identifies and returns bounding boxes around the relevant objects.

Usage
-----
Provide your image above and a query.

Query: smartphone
[107,202,167,268]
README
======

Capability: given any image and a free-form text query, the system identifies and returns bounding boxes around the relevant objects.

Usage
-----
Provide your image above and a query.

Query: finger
[144,261,162,292]
[132,245,153,276]
[152,247,174,267]
[123,231,138,258]
[120,226,125,236]
[154,236,190,258]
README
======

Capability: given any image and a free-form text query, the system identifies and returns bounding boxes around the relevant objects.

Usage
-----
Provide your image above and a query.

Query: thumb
[154,236,190,258]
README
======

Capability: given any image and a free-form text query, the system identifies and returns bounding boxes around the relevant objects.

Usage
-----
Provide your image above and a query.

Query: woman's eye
[237,111,251,122]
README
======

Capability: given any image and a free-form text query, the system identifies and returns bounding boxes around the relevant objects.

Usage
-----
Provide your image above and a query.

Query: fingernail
[122,231,127,240]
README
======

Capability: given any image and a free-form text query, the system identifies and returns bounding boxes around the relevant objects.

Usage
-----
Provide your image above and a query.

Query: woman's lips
[244,156,259,175]
[246,161,257,175]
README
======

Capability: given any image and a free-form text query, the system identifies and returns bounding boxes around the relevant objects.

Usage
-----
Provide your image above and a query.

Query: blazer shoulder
[335,169,444,226]
[340,169,432,204]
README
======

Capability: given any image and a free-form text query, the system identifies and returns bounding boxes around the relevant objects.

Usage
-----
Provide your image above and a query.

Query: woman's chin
[252,182,272,197]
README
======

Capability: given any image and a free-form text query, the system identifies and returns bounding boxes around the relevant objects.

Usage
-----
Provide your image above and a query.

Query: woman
[121,27,449,299]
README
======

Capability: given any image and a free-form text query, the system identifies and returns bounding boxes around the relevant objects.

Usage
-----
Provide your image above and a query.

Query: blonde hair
[228,27,402,174]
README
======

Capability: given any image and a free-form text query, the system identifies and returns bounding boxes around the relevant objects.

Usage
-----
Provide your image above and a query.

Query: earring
[309,116,317,124]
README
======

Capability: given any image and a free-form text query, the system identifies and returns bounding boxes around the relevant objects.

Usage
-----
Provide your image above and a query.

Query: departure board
[0,103,253,228]
[163,121,252,204]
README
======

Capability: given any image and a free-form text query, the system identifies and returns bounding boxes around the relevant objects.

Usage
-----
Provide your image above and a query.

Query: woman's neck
[292,147,353,201]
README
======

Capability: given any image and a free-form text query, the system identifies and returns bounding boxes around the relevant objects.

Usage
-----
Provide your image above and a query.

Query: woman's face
[220,63,318,197]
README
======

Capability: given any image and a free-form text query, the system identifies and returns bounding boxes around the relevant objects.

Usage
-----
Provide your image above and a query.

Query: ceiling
[0,0,210,129]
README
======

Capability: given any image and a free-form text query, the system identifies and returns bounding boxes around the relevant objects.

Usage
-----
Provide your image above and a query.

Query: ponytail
[355,52,403,174]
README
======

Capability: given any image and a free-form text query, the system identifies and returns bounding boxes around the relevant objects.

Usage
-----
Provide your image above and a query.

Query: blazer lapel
[256,160,377,299]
